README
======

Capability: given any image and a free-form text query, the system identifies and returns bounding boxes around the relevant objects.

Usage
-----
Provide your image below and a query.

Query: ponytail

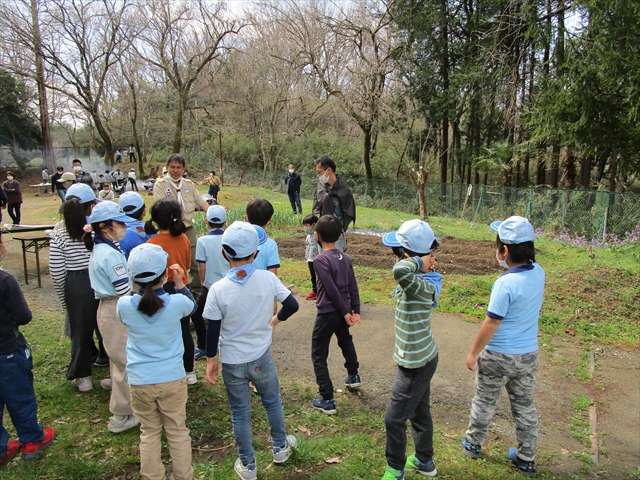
[137,281,165,316]
[144,218,158,235]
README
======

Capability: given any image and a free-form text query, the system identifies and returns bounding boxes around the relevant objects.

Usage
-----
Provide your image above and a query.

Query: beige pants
[131,378,193,480]
[97,298,133,416]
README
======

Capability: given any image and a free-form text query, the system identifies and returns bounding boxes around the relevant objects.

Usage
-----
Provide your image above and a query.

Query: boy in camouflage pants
[461,216,545,478]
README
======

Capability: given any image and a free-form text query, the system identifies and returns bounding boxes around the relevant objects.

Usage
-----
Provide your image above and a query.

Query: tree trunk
[608,153,617,192]
[31,0,56,171]
[91,107,114,166]
[363,125,374,180]
[578,154,592,189]
[173,92,186,153]
[548,145,559,187]
[561,147,576,189]
[439,0,449,196]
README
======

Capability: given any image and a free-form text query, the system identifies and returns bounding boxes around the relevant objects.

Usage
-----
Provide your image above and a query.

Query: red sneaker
[21,428,56,460]
[305,292,317,300]
[0,440,20,466]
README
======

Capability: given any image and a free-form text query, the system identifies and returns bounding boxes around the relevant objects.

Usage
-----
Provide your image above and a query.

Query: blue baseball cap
[89,200,130,224]
[128,243,168,283]
[119,192,145,215]
[382,219,437,254]
[65,183,97,204]
[222,221,260,258]
[490,216,536,244]
[206,205,227,224]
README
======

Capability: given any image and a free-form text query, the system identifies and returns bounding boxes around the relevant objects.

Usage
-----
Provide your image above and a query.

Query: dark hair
[303,214,318,226]
[222,246,256,263]
[246,198,274,227]
[165,153,186,167]
[315,155,336,173]
[210,170,215,175]
[146,198,185,236]
[5,171,14,178]
[315,215,343,243]
[496,235,535,263]
[123,204,145,220]
[72,158,82,165]
[207,220,224,229]
[83,220,114,252]
[56,166,64,172]
[63,197,96,241]
[391,239,439,259]
[135,276,166,316]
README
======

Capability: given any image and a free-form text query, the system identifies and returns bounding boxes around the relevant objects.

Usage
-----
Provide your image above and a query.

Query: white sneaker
[72,376,93,392]
[234,458,257,480]
[273,434,297,463]
[100,378,112,390]
[107,414,140,433]
[186,372,197,385]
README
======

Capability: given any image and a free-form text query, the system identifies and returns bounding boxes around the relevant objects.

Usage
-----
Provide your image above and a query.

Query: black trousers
[163,282,194,373]
[311,311,359,400]
[65,270,100,380]
[190,286,208,350]
[384,355,439,470]
[307,261,317,293]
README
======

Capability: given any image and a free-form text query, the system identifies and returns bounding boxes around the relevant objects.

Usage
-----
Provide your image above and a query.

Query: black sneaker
[312,397,337,415]
[93,355,109,367]
[508,448,536,478]
[344,374,362,389]
[461,437,481,459]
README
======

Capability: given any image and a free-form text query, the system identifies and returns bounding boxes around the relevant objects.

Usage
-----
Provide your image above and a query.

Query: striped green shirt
[392,257,439,368]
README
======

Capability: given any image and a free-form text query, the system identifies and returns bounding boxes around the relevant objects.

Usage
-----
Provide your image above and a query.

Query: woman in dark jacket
[2,171,22,226]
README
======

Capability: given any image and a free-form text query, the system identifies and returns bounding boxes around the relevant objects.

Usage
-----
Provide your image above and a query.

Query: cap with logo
[128,243,168,283]
[65,183,97,203]
[382,219,437,254]
[490,216,535,244]
[88,200,130,224]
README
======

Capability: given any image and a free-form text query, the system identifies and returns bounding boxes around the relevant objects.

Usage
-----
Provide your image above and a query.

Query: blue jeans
[56,189,66,202]
[222,348,286,466]
[288,191,302,214]
[0,345,43,456]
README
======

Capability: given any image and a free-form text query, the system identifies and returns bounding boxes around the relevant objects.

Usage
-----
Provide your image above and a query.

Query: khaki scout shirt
[153,176,203,228]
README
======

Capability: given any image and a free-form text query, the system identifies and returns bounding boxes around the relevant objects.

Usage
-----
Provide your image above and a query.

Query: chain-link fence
[221,164,640,239]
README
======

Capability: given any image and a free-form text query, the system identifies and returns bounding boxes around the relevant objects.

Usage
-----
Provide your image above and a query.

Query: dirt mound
[277,233,500,275]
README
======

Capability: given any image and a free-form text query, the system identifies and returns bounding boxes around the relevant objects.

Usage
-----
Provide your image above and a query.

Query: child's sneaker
[72,376,93,392]
[194,347,206,360]
[508,448,536,478]
[234,457,257,480]
[21,428,56,459]
[0,440,20,465]
[311,397,337,415]
[107,414,139,433]
[381,466,404,479]
[461,436,481,458]
[186,372,198,385]
[405,453,437,477]
[305,292,317,300]
[344,374,362,389]
[273,434,297,463]
[100,378,112,390]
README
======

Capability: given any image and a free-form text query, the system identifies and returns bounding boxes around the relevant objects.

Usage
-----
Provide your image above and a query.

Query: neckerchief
[168,177,184,209]
[393,271,443,307]
[225,264,255,285]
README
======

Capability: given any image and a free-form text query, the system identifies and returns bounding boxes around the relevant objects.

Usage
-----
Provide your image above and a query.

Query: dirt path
[272,292,640,478]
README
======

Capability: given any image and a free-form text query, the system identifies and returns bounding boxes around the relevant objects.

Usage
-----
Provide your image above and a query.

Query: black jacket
[0,270,32,354]
[285,172,302,194]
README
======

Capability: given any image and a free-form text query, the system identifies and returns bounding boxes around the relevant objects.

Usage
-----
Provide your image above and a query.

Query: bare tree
[135,0,245,154]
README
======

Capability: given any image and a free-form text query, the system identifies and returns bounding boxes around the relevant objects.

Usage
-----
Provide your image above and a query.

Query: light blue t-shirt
[486,263,545,354]
[117,288,196,385]
[195,229,230,289]
[253,237,280,271]
[89,239,130,299]
[203,270,290,364]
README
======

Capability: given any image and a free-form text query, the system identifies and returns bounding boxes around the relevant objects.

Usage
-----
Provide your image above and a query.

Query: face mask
[6,176,13,181]
[304,226,314,235]
[318,171,330,184]
[496,252,510,269]
[73,166,82,172]
[108,225,127,243]
[289,169,294,174]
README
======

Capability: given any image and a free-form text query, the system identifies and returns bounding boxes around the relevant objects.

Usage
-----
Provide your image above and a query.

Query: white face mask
[304,226,314,235]
[73,166,82,172]
[6,176,13,181]
[108,225,127,243]
[318,171,330,184]
[496,252,510,269]
[289,169,294,174]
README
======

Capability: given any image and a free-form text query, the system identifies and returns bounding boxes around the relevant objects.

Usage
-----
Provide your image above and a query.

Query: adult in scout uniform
[153,153,209,295]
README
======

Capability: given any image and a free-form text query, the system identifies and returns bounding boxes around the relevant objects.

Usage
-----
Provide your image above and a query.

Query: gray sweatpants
[465,349,538,461]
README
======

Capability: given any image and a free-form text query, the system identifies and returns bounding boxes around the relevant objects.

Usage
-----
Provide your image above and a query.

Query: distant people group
[1,152,545,480]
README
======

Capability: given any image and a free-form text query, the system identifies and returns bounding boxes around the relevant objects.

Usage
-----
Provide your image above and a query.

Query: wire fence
[221,164,640,239]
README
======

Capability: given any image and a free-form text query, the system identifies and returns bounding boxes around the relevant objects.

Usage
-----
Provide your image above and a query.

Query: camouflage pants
[465,349,538,461]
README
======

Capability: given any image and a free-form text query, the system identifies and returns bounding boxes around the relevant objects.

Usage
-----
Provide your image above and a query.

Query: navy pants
[0,345,44,456]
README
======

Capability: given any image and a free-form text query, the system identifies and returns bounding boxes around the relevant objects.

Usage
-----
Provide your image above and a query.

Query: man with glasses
[312,155,355,252]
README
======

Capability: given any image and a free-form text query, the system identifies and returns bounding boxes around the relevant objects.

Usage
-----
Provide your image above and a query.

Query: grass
[1,183,638,478]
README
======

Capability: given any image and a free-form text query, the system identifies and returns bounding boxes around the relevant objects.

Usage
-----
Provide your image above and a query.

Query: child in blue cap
[118,191,150,259]
[380,219,442,480]
[203,221,299,480]
[85,200,139,433]
[117,243,197,480]
[461,216,545,478]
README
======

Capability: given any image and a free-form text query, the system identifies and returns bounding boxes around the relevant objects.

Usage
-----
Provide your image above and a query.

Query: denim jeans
[222,348,286,466]
[56,189,66,202]
[0,344,44,457]
[288,191,302,214]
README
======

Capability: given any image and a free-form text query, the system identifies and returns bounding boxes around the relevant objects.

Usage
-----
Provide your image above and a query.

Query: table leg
[21,241,29,285]
[35,241,42,288]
